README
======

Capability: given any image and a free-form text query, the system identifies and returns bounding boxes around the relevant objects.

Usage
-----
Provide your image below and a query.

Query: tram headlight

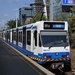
[62,52,69,58]
[44,53,46,59]
[66,52,69,57]
[43,53,51,59]
[66,55,69,57]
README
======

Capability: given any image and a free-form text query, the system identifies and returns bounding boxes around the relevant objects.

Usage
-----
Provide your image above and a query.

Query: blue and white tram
[2,21,71,72]
[26,21,70,59]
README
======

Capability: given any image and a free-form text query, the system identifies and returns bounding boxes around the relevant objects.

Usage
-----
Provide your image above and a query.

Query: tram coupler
[58,65,64,73]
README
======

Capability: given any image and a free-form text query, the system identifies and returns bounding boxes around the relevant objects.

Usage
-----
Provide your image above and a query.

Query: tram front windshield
[40,31,69,47]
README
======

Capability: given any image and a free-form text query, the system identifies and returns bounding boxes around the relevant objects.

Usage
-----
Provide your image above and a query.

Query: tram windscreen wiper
[49,43,55,49]
[64,42,68,48]
[49,41,62,49]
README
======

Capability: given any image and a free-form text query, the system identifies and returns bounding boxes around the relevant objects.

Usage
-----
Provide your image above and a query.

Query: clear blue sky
[0,0,34,29]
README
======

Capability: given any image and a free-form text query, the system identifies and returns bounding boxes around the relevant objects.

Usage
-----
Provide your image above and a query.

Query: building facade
[34,0,44,15]
[19,7,34,25]
[53,0,62,19]
[19,0,62,25]
[34,0,62,20]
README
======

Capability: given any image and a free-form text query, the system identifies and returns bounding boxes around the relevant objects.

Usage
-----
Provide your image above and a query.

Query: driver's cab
[40,30,69,52]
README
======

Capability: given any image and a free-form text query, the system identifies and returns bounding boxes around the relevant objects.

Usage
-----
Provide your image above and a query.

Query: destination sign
[44,22,65,29]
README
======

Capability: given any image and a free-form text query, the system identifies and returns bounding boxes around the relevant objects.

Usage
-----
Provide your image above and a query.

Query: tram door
[18,30,23,47]
[26,29,38,55]
[26,30,31,51]
[32,30,38,55]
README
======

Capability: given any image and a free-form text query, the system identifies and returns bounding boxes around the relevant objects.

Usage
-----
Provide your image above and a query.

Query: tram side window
[19,32,20,42]
[9,32,10,40]
[7,32,8,39]
[12,32,14,41]
[7,32,9,39]
[5,32,7,39]
[13,32,14,40]
[19,32,22,42]
[39,34,41,47]
[16,29,18,42]
[34,30,37,46]
[12,32,16,41]
[14,32,16,41]
[21,32,22,42]
[27,31,31,45]
[23,27,26,44]
[8,32,10,39]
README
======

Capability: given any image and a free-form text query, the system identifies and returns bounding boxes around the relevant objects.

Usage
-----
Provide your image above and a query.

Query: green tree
[69,7,75,33]
[7,19,21,29]
[68,7,75,48]
[27,12,48,24]
[54,12,69,21]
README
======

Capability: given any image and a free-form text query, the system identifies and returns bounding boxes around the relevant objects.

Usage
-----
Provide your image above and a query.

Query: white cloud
[4,14,9,17]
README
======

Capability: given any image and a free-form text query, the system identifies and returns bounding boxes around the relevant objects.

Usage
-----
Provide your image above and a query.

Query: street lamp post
[50,0,53,21]
[16,14,18,28]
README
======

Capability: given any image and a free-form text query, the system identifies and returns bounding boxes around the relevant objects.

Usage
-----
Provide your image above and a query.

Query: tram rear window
[44,22,65,29]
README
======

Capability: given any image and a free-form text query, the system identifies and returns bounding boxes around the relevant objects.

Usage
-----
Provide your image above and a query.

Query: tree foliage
[27,12,48,24]
[69,7,75,32]
[53,12,69,21]
[68,7,75,48]
[6,19,21,29]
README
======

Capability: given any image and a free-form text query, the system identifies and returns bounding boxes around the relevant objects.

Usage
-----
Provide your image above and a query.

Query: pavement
[0,40,41,75]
